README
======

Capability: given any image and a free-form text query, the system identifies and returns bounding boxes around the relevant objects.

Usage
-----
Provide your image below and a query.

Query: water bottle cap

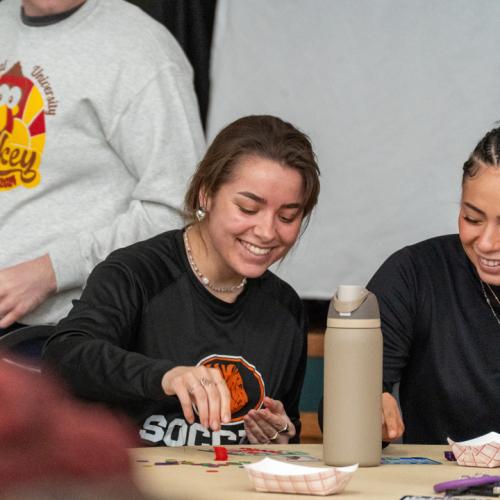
[334,286,369,314]
[327,286,381,328]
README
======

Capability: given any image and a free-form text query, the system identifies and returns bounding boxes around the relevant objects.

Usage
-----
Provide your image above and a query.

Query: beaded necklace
[183,226,247,294]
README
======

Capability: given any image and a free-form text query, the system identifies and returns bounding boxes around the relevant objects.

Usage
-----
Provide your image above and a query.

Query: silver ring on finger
[269,431,279,441]
[278,422,289,434]
[200,377,213,388]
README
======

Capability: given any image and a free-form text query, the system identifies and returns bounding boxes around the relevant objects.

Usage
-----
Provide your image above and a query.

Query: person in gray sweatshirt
[0,0,205,335]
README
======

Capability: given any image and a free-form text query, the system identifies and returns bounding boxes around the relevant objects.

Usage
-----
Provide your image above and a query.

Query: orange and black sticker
[197,354,265,425]
[0,62,46,190]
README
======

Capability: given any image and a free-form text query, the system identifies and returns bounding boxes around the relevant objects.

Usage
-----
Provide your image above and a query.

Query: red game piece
[214,446,228,461]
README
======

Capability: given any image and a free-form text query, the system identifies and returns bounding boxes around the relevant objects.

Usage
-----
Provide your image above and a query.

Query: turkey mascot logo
[198,355,265,424]
[0,62,46,190]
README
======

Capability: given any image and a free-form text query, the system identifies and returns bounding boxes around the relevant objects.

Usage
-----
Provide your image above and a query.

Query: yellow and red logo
[0,62,46,190]
[198,354,265,425]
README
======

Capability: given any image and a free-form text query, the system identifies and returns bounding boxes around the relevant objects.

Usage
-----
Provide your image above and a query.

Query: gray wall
[207,0,500,298]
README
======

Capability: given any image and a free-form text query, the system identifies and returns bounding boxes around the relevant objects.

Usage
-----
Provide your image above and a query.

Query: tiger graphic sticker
[197,354,265,424]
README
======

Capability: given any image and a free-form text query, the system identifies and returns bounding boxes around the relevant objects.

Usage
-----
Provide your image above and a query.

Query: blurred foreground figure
[0,359,142,499]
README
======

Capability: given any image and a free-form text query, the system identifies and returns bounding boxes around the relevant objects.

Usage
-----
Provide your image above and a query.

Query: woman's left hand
[243,396,295,444]
[382,392,404,442]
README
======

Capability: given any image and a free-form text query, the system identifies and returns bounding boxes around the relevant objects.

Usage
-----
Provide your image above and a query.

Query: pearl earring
[195,207,206,222]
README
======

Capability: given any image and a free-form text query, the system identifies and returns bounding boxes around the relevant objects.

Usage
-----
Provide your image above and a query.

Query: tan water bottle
[323,285,382,467]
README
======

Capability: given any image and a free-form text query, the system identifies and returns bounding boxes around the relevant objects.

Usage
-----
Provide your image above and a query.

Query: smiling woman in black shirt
[370,126,500,444]
[43,115,320,447]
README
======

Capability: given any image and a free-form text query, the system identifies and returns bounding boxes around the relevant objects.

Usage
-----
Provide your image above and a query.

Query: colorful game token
[214,446,228,461]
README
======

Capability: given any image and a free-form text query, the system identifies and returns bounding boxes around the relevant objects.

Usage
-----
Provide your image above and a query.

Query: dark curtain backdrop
[126,0,217,130]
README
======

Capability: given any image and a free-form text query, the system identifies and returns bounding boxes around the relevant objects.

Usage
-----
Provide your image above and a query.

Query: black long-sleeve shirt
[43,229,307,446]
[367,234,500,444]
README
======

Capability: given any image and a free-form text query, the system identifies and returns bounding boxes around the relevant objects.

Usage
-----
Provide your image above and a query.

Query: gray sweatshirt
[0,0,205,324]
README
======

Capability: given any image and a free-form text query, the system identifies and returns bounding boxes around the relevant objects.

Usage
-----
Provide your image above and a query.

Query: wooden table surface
[130,443,489,499]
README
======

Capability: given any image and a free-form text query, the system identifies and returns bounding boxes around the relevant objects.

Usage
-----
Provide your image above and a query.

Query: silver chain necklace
[480,280,500,327]
[183,226,247,294]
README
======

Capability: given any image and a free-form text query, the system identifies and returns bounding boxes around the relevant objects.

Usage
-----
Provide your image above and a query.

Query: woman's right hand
[382,392,405,442]
[161,366,231,432]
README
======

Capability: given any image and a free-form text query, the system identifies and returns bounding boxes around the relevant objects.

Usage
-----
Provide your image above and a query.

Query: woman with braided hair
[370,126,500,444]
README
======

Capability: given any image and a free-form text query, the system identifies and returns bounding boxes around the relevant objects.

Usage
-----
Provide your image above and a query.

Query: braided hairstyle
[463,127,500,184]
